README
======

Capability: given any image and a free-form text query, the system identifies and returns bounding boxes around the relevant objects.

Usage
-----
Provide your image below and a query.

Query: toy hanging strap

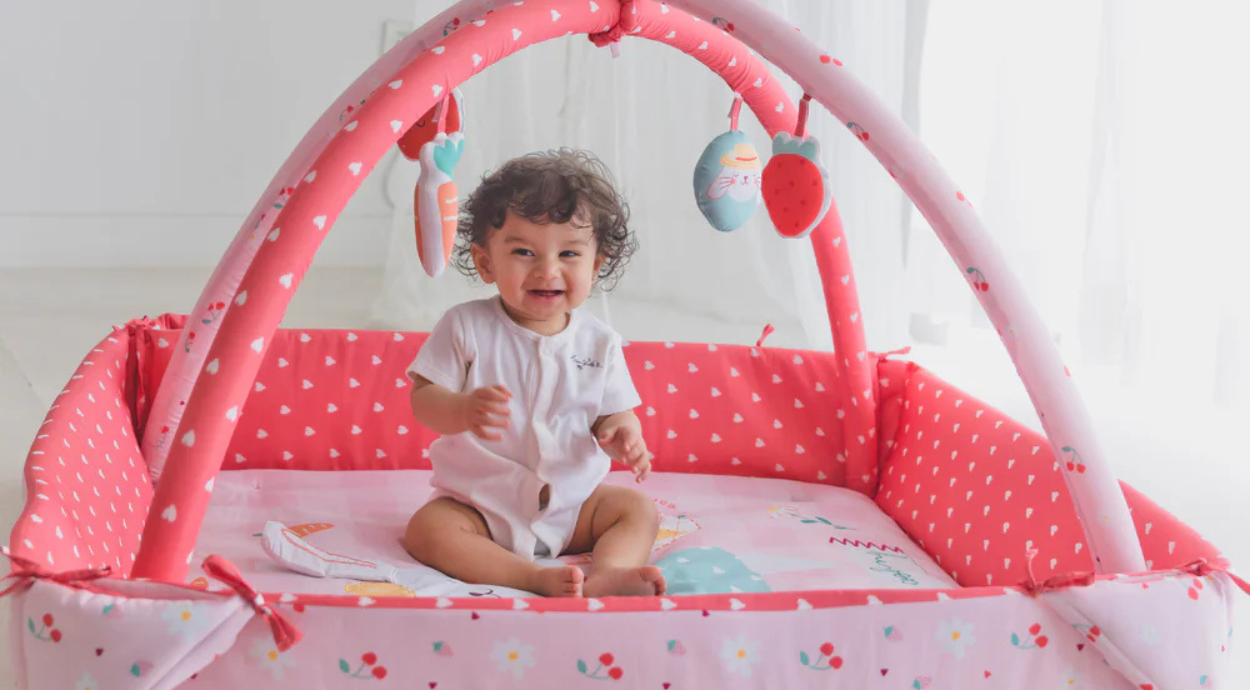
[728,94,744,131]
[432,96,450,135]
[795,93,813,138]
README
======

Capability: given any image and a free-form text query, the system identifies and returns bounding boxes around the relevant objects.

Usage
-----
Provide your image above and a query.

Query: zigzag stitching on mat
[828,538,904,553]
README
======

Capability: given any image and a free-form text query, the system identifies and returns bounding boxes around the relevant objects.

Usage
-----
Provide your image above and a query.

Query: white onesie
[407,297,642,560]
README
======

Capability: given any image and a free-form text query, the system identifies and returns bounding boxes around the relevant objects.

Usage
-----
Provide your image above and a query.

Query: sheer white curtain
[370,0,922,353]
[370,0,1249,407]
[908,0,1250,410]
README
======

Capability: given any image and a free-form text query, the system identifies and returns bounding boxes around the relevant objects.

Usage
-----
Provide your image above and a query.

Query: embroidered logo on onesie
[570,354,603,371]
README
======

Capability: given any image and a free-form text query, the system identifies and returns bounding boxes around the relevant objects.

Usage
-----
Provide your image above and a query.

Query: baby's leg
[566,486,666,597]
[404,497,583,597]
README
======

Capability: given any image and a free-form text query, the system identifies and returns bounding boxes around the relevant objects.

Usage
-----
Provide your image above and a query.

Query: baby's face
[470,211,605,333]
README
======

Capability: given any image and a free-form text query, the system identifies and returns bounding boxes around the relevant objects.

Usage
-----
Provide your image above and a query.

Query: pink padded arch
[132,0,876,581]
[138,5,492,480]
[659,0,1143,574]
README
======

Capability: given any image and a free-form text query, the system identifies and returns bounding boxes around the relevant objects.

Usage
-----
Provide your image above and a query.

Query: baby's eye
[560,251,580,258]
[512,248,535,257]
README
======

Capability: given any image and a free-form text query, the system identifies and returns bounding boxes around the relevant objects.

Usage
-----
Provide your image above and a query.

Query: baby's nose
[534,258,561,278]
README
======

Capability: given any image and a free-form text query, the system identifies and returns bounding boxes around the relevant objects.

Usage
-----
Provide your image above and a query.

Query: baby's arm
[411,376,512,440]
[594,410,652,481]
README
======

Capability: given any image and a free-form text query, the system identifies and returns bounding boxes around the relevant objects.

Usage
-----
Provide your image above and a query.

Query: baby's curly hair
[452,149,637,291]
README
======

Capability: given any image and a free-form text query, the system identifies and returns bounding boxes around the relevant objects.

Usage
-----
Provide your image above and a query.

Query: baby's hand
[461,385,512,441]
[598,424,652,482]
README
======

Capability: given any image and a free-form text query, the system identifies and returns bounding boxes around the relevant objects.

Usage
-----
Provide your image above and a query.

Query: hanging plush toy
[692,95,762,232]
[397,89,466,277]
[762,95,833,240]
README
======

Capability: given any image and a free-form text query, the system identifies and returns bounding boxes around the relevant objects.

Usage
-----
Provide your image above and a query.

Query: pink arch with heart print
[131,0,1142,581]
[132,0,877,580]
[665,0,1145,575]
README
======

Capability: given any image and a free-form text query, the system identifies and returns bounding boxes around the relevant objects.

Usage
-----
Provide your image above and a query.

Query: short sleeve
[407,308,469,392]
[599,340,642,416]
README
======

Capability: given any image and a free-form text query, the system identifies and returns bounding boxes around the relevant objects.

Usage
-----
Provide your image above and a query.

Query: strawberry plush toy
[761,95,832,239]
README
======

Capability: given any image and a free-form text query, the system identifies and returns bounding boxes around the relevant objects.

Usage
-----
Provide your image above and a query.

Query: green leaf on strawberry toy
[771,132,820,163]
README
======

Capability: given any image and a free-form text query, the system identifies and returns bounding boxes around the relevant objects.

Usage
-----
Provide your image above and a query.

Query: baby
[403,149,666,598]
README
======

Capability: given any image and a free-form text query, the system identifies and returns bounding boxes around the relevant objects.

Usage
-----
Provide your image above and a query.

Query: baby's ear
[593,253,606,277]
[470,243,495,284]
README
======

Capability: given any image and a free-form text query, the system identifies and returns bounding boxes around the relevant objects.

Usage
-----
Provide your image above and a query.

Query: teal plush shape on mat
[655,547,771,595]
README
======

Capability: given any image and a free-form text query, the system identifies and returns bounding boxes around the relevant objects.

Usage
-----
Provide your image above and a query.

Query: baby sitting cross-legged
[403,149,666,598]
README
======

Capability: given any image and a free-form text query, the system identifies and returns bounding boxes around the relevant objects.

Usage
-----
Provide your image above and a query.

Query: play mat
[203,470,958,598]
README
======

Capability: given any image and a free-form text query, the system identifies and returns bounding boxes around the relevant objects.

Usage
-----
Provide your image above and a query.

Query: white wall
[0,1,426,267]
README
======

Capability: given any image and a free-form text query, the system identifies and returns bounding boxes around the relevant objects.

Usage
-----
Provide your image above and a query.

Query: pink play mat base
[190,470,958,598]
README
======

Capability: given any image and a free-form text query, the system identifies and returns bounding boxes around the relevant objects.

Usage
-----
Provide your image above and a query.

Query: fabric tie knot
[0,548,113,599]
[1018,548,1096,597]
[1177,557,1250,596]
[204,555,303,652]
[588,0,639,53]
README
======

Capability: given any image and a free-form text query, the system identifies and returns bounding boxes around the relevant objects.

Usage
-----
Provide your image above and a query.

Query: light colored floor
[1,268,1245,686]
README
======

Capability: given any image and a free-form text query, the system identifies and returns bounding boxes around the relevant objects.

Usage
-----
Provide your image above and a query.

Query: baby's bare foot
[530,565,584,598]
[584,565,667,597]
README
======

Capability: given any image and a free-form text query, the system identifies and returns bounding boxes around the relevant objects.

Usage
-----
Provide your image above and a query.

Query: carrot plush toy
[397,89,466,277]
